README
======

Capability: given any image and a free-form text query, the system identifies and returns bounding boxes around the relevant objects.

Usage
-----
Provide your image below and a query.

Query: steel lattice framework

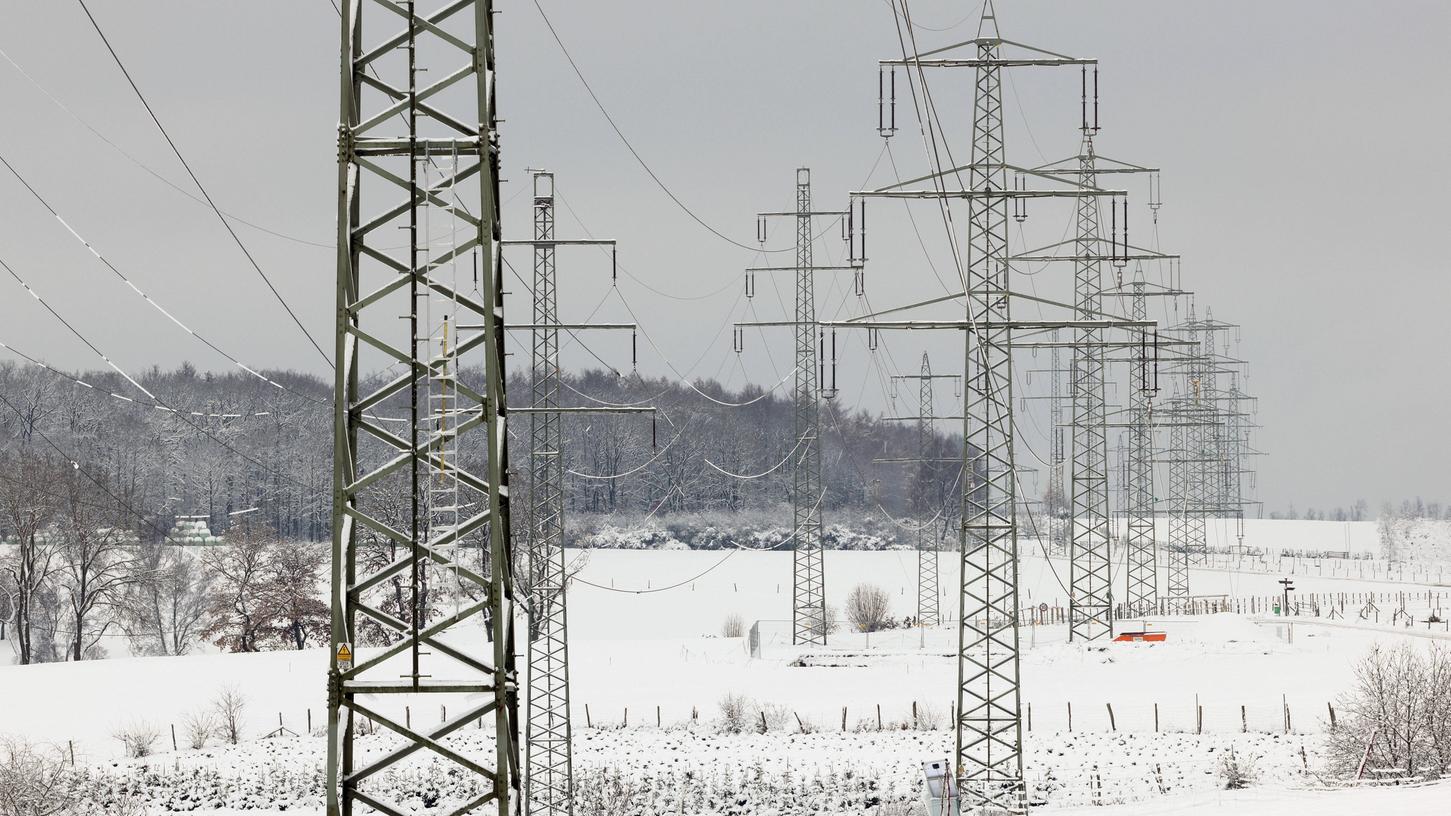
[880,353,962,626]
[859,8,1105,809]
[791,169,827,645]
[1123,273,1157,615]
[1047,333,1067,556]
[916,353,941,626]
[327,2,517,814]
[524,173,571,816]
[1067,136,1113,642]
[502,171,641,816]
[958,35,1024,806]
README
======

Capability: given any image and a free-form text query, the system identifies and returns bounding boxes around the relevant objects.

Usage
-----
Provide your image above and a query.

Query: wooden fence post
[171,723,178,752]
[1067,701,1073,733]
[1153,702,1159,733]
[1327,702,1337,730]
[585,704,592,728]
[1241,705,1247,733]
[1106,703,1116,732]
[876,704,883,731]
[841,706,847,732]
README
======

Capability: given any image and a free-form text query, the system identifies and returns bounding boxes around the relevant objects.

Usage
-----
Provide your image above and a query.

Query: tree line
[0,361,962,663]
[0,361,961,540]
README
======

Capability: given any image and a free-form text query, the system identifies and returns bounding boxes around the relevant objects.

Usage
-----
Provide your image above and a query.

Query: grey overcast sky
[0,1,1447,513]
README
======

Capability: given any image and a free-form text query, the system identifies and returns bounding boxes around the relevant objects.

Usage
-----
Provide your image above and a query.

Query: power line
[0,251,318,494]
[71,0,331,367]
[529,0,794,254]
[0,151,327,411]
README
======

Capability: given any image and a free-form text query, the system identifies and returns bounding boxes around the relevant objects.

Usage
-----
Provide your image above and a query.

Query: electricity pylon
[750,169,861,646]
[862,5,1112,810]
[501,171,650,816]
[1027,142,1164,641]
[1048,334,1067,555]
[1124,271,1157,614]
[327,2,518,814]
[880,353,963,627]
[1067,135,1113,642]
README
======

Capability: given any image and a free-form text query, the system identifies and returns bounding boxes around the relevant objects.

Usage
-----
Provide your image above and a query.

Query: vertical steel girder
[328,3,518,815]
[956,36,1026,814]
[525,173,572,816]
[1123,276,1157,615]
[917,353,941,626]
[1067,137,1112,642]
[792,168,828,647]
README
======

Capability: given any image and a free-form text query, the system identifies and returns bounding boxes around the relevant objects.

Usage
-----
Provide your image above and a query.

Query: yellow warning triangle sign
[337,643,354,663]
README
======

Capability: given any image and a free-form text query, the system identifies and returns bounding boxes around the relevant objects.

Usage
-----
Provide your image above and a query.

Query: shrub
[721,613,746,639]
[718,692,754,734]
[1218,748,1256,789]
[846,584,891,632]
[0,738,75,815]
[183,709,217,750]
[112,721,160,759]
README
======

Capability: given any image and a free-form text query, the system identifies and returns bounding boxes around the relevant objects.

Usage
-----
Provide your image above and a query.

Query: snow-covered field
[4,519,1450,814]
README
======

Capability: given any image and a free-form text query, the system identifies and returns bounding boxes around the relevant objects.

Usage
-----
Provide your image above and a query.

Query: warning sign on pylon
[336,642,354,669]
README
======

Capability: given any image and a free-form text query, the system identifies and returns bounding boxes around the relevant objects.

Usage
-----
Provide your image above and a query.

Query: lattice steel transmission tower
[751,169,860,646]
[1066,135,1113,641]
[881,354,962,627]
[1124,271,1157,614]
[1048,333,1068,556]
[862,5,1108,809]
[1027,142,1163,639]
[500,171,646,816]
[327,2,517,814]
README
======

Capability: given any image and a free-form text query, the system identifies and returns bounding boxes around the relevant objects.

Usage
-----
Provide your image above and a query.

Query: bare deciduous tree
[54,466,142,660]
[0,452,63,664]
[120,545,211,656]
[213,686,247,745]
[260,541,329,650]
[201,528,273,652]
[1327,643,1451,779]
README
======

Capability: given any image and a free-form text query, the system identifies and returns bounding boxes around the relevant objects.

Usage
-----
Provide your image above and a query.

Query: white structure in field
[166,515,223,546]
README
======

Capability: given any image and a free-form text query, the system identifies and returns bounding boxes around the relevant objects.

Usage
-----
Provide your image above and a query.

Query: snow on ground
[72,728,1333,814]
[4,519,1449,813]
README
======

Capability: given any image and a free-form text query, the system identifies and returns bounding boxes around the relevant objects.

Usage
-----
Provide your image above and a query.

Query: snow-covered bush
[111,721,160,759]
[1326,642,1451,779]
[914,701,944,731]
[183,709,216,750]
[1218,747,1257,789]
[0,737,75,815]
[846,584,892,633]
[717,692,754,734]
